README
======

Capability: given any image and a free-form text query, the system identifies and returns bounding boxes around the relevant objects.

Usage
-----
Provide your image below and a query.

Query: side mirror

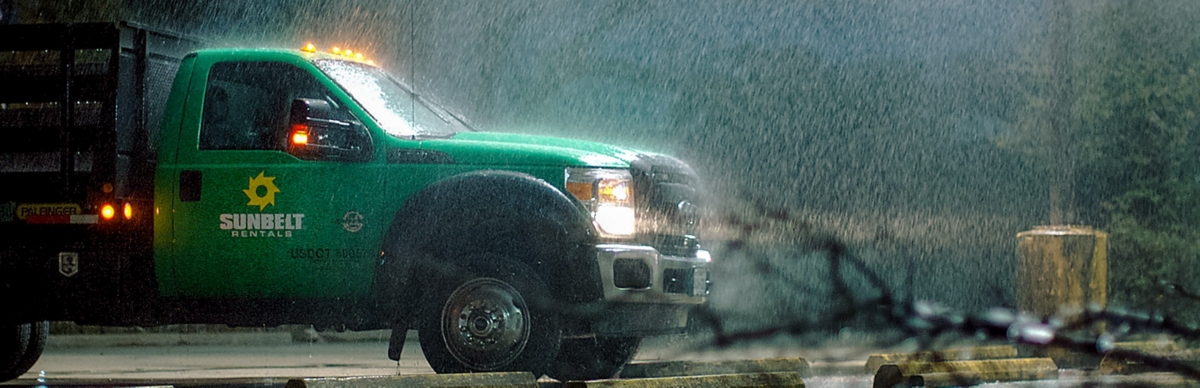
[287,98,372,162]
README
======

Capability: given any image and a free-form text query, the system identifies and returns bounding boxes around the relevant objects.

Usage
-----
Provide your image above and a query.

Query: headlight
[565,168,636,237]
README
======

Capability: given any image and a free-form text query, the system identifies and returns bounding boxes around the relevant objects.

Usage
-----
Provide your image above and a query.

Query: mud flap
[387,327,406,361]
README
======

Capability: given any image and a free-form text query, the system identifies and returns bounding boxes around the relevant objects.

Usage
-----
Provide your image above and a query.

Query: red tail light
[100,204,115,220]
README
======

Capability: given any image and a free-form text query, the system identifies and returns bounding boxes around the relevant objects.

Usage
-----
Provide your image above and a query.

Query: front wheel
[418,260,560,377]
[0,321,48,382]
[550,336,641,381]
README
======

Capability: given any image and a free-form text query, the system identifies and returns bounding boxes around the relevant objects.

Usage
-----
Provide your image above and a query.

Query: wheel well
[372,170,604,327]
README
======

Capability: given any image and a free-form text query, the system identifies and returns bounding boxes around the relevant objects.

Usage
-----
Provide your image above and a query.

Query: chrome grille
[631,155,705,256]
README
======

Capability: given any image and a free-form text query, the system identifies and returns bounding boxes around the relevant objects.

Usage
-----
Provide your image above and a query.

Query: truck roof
[191,46,379,67]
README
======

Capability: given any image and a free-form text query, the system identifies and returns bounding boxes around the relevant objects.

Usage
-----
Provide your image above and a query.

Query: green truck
[0,23,712,381]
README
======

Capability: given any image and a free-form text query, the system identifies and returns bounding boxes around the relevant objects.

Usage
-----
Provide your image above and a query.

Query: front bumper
[586,244,710,336]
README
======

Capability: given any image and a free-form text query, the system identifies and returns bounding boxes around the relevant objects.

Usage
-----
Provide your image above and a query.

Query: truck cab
[0,23,711,381]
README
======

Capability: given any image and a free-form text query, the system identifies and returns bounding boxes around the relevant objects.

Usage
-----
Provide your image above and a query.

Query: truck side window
[199,62,334,151]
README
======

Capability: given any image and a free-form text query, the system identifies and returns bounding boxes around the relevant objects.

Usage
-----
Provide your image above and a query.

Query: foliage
[1066,0,1200,318]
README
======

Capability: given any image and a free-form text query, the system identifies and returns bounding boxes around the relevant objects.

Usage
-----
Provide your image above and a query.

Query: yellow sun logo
[243,171,281,211]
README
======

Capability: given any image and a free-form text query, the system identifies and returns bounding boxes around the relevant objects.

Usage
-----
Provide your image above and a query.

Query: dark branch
[697,204,1200,381]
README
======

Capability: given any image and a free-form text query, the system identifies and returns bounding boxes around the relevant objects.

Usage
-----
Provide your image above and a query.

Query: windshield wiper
[385,74,475,131]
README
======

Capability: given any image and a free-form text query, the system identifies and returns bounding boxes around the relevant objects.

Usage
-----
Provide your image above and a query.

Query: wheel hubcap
[442,277,529,370]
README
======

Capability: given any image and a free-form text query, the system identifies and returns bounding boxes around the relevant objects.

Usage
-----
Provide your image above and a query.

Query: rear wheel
[550,336,641,381]
[418,259,561,377]
[0,321,47,382]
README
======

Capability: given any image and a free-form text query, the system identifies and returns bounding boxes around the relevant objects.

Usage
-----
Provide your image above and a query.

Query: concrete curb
[564,372,805,388]
[1099,348,1200,375]
[620,357,810,379]
[286,372,538,388]
[865,345,1018,373]
[873,358,1058,388]
[317,330,392,342]
[46,329,396,349]
[1056,340,1182,372]
[47,332,295,348]
[808,361,867,376]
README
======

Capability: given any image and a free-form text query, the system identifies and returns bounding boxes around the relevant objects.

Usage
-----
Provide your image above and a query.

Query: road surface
[6,333,1193,387]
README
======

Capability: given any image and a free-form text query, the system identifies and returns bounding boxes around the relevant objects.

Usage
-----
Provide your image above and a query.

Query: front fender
[372,170,602,327]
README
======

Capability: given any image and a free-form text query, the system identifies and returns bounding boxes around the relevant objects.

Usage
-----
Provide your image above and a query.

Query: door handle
[180,170,202,202]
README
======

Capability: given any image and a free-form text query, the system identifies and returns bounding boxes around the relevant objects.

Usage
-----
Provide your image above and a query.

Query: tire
[0,321,47,382]
[550,336,641,381]
[418,259,561,377]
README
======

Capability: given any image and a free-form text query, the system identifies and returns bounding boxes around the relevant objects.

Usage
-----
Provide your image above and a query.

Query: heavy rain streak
[23,0,1200,359]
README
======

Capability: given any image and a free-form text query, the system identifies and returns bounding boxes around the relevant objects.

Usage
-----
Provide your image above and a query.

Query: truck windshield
[314,59,469,139]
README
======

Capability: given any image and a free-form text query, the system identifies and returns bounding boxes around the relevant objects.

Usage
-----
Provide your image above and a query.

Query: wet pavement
[4,333,1200,387]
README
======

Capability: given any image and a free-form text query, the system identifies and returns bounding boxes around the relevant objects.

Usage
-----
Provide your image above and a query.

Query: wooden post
[1016,226,1107,317]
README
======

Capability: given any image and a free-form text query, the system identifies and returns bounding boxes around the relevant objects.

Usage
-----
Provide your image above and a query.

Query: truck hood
[411,132,646,168]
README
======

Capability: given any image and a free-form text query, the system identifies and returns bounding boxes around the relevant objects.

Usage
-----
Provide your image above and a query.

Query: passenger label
[17,203,80,220]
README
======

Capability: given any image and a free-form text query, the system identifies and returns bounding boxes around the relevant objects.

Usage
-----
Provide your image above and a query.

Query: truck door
[167,60,381,299]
